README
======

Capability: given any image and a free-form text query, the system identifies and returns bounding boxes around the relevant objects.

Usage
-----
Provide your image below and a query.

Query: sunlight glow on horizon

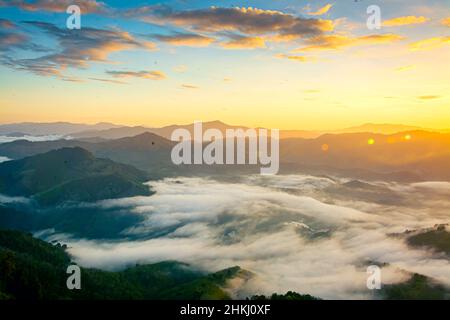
[0,0,448,130]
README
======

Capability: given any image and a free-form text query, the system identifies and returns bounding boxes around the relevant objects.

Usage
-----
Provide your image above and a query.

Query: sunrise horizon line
[0,119,449,133]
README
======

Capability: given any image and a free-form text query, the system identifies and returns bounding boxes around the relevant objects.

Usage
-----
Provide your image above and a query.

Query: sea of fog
[41,175,450,299]
[0,156,11,163]
[0,134,68,144]
[0,134,69,162]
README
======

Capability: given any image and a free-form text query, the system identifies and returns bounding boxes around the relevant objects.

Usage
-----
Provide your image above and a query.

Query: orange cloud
[106,70,166,80]
[0,18,15,29]
[142,6,334,40]
[275,54,316,62]
[308,4,333,16]
[5,22,157,79]
[441,17,450,27]
[409,36,450,51]
[0,32,26,48]
[418,95,441,100]
[154,33,215,47]
[296,34,403,52]
[383,16,429,27]
[221,36,266,49]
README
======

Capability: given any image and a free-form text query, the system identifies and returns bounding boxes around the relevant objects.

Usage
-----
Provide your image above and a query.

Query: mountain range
[0,122,121,136]
[58,121,448,140]
[1,121,445,140]
[1,126,450,181]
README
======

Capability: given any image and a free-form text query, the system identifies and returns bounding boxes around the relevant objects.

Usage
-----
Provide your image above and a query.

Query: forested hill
[0,147,152,205]
[0,229,244,300]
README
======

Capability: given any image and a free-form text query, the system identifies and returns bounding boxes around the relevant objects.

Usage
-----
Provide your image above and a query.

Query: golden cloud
[441,17,450,27]
[154,33,215,47]
[221,36,266,49]
[296,34,403,52]
[409,36,450,51]
[383,16,429,27]
[106,70,166,80]
[141,6,334,40]
[308,4,333,16]
[418,95,441,100]
[275,53,316,62]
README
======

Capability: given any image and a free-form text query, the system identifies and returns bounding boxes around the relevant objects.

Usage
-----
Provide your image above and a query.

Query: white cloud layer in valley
[0,134,67,144]
[47,175,450,299]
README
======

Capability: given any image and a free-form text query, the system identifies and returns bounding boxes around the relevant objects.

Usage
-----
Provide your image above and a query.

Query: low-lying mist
[0,156,11,163]
[0,134,67,144]
[42,175,450,299]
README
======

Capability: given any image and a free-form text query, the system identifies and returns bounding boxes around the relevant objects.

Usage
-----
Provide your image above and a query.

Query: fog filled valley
[0,122,449,300]
[38,176,450,299]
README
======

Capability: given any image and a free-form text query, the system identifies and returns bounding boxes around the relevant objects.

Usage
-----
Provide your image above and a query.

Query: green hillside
[381,273,450,300]
[407,226,450,255]
[0,229,239,300]
[250,291,320,300]
[158,266,247,300]
[0,204,145,239]
[0,147,152,205]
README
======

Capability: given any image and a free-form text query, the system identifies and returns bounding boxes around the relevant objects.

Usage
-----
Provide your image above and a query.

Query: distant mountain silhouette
[0,147,151,205]
[66,121,444,140]
[1,128,450,181]
[332,123,434,134]
[70,120,248,140]
[0,120,446,140]
[72,125,153,140]
[277,123,434,139]
[0,122,120,136]
[280,130,450,180]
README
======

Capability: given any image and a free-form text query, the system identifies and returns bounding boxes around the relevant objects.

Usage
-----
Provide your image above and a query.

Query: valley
[0,121,449,300]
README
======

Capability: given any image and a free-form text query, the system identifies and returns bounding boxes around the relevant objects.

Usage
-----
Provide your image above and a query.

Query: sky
[0,0,449,130]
